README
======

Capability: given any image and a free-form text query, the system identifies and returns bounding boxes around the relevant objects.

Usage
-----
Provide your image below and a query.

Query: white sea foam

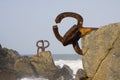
[55,59,83,74]
[19,77,48,80]
[20,59,83,80]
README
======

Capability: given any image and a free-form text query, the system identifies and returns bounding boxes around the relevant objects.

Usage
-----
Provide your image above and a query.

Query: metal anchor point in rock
[53,12,98,55]
[36,40,50,56]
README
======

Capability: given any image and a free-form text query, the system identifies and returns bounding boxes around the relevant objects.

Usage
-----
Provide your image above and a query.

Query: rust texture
[53,12,98,55]
[36,40,50,56]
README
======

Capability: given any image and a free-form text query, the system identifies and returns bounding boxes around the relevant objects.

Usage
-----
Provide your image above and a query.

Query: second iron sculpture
[36,40,50,56]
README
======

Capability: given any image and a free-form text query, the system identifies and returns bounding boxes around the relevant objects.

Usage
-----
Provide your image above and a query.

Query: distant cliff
[82,22,120,80]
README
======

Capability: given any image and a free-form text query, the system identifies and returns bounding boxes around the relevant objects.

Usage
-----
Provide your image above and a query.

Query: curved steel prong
[44,40,50,48]
[55,12,83,26]
[53,25,64,43]
[62,25,81,46]
[53,12,83,45]
[36,40,44,56]
[73,42,83,55]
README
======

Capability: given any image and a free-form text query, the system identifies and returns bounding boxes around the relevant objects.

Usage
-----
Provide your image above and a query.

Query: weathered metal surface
[53,12,98,55]
[36,40,50,56]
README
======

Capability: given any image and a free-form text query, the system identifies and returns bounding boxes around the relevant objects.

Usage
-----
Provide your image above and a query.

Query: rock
[14,57,35,77]
[54,65,73,80]
[14,51,58,79]
[74,69,88,80]
[0,46,20,70]
[0,45,75,80]
[29,51,58,79]
[82,22,120,80]
[0,44,2,50]
[0,69,18,80]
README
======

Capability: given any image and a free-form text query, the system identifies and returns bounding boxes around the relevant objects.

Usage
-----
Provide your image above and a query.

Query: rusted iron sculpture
[36,40,50,56]
[53,12,98,55]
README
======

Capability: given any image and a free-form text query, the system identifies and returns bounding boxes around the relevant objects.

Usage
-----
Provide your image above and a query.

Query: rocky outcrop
[82,22,120,80]
[0,44,20,80]
[75,69,87,80]
[54,65,73,80]
[0,45,20,70]
[0,45,74,80]
[14,51,73,80]
[14,51,58,79]
[0,69,18,80]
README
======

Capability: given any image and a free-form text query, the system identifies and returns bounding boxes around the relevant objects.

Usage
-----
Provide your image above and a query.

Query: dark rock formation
[0,45,20,70]
[82,22,120,80]
[0,45,20,80]
[74,69,88,80]
[0,44,2,50]
[54,65,73,80]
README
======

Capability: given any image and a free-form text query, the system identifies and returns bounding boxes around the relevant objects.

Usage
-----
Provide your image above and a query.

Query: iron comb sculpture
[53,12,98,55]
[36,40,50,56]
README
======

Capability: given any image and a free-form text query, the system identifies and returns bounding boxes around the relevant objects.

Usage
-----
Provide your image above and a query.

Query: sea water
[20,54,83,80]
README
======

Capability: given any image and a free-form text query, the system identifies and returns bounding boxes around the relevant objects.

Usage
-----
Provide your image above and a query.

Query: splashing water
[19,77,48,80]
[19,59,83,80]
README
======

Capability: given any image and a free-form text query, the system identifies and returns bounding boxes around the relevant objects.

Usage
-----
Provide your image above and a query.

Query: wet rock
[54,65,73,80]
[0,44,2,50]
[82,22,120,80]
[74,69,88,80]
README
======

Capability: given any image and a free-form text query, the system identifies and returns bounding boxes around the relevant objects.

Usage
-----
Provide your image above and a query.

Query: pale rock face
[14,51,57,79]
[14,51,73,80]
[81,22,120,80]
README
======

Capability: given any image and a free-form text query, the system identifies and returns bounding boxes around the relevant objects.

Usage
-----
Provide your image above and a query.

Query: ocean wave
[55,59,83,74]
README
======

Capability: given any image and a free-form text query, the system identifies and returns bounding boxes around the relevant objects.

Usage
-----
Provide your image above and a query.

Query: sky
[0,0,120,55]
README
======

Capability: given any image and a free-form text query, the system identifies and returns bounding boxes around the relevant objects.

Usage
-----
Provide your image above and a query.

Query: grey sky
[0,0,120,55]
